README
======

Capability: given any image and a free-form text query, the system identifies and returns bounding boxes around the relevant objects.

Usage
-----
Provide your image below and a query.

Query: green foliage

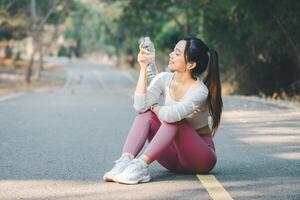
[1,0,299,96]
[237,53,299,95]
[202,0,300,95]
[0,0,30,40]
[0,0,75,41]
[68,0,299,96]
[64,1,122,56]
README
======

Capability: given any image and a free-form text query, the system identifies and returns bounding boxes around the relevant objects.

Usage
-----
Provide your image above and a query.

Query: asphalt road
[0,57,299,200]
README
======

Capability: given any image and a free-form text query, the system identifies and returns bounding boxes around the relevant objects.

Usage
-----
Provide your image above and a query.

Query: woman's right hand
[137,42,155,70]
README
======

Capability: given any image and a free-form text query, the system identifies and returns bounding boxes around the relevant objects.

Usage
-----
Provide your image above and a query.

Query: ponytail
[203,49,223,136]
[182,37,223,136]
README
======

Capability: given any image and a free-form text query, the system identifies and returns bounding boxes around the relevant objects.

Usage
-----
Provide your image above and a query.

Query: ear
[187,62,197,70]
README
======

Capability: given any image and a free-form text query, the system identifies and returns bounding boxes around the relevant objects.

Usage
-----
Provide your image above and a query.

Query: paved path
[0,57,299,199]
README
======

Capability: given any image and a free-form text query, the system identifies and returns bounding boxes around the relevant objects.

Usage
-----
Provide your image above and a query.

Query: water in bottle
[140,37,158,80]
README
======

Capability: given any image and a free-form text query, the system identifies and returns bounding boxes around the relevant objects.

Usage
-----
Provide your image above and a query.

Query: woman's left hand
[151,105,160,116]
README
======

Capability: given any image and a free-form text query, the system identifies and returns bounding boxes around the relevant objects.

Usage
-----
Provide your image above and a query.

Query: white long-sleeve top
[133,71,209,130]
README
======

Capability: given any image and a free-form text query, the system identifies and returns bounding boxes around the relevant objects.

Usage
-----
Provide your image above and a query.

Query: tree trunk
[26,0,37,83]
[26,53,34,83]
[33,38,43,81]
[26,0,59,82]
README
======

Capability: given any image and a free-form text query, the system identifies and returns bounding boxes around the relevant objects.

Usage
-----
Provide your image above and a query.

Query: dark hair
[183,37,223,136]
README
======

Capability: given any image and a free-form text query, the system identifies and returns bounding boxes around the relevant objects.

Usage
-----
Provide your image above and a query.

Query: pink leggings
[122,110,217,174]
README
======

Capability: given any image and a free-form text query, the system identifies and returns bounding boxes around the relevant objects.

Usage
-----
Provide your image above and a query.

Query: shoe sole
[103,160,132,182]
[115,175,151,185]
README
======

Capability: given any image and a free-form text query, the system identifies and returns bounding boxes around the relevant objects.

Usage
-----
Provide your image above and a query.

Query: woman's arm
[133,72,165,112]
[151,104,160,116]
[133,44,164,112]
[158,85,208,123]
[135,67,147,94]
[135,46,150,94]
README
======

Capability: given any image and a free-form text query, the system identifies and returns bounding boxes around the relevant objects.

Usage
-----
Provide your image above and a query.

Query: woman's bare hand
[152,105,160,116]
[137,42,155,69]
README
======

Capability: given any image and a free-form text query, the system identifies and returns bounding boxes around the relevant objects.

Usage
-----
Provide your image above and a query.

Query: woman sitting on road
[103,37,223,184]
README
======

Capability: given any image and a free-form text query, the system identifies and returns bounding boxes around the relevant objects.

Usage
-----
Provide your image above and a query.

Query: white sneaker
[113,158,151,184]
[103,154,132,182]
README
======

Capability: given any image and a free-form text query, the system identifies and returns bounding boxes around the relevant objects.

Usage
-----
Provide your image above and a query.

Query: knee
[159,120,189,133]
[157,119,187,129]
[137,109,155,121]
[158,121,183,132]
[161,121,178,128]
[161,118,186,126]
[138,109,151,115]
[177,120,194,132]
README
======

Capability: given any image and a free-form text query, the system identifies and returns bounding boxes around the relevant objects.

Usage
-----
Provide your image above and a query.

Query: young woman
[103,37,223,185]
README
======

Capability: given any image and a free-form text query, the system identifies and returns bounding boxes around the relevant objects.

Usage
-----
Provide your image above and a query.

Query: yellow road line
[197,175,233,200]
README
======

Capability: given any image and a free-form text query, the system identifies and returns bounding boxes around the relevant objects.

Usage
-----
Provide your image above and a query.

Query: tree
[27,0,74,82]
[1,0,76,82]
[202,0,300,95]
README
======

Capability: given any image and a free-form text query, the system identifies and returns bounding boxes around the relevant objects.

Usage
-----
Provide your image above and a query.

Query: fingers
[138,54,153,64]
[139,42,144,50]
[140,48,151,55]
[137,44,155,65]
[138,55,148,63]
[139,42,152,54]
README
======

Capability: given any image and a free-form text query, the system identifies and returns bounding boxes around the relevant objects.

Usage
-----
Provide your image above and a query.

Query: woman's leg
[145,112,184,172]
[121,111,153,157]
[142,119,217,174]
[122,110,183,172]
[142,119,185,171]
[174,121,217,174]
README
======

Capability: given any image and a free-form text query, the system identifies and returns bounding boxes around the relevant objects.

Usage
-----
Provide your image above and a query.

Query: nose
[169,51,174,58]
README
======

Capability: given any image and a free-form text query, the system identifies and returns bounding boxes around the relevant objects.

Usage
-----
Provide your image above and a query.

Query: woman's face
[168,40,187,72]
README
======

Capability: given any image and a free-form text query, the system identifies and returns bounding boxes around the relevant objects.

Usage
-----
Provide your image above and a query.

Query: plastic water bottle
[140,37,158,80]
